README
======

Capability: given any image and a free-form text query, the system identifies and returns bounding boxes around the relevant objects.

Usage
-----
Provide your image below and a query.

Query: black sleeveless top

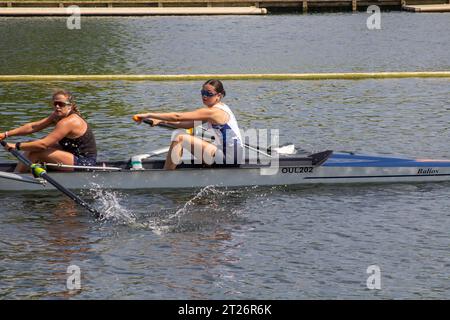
[58,122,97,159]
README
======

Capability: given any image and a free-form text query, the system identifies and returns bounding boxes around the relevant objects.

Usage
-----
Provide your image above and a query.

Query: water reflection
[0,195,97,299]
[147,227,243,299]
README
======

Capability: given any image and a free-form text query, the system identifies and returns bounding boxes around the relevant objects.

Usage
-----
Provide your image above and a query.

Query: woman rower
[133,79,243,170]
[0,90,97,173]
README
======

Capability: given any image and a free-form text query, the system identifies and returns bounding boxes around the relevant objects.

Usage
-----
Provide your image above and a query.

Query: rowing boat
[2,149,450,191]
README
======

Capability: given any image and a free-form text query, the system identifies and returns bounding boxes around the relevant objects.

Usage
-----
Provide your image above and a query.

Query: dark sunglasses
[201,90,218,98]
[53,101,72,108]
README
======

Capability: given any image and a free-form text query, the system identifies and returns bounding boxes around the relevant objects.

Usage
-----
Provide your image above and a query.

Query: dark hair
[203,79,226,98]
[52,89,81,117]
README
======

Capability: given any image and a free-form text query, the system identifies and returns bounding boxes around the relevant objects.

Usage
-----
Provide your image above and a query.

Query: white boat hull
[2,152,450,191]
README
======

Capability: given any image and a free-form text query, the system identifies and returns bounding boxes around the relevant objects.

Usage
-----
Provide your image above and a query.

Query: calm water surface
[0,13,449,299]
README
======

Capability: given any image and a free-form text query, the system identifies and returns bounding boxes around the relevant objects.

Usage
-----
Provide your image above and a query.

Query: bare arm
[135,107,226,125]
[17,118,73,152]
[150,119,198,129]
[1,115,56,140]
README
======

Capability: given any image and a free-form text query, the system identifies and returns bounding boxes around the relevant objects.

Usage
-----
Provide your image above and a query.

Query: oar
[1,140,102,219]
[138,118,274,157]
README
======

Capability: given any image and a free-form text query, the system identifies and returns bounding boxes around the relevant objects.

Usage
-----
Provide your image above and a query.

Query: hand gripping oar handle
[1,140,102,218]
[143,119,197,136]
[142,119,179,130]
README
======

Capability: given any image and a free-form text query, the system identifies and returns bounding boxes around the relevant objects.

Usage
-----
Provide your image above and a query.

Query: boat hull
[1,152,450,191]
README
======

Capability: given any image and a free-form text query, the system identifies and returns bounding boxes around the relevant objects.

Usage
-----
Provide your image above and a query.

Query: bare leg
[164,134,217,170]
[164,140,183,170]
[15,148,75,173]
[15,151,32,173]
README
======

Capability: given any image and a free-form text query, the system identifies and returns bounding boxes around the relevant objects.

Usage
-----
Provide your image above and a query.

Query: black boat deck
[0,150,333,172]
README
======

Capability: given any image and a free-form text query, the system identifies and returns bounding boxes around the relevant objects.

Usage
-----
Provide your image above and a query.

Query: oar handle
[142,118,178,130]
[133,116,176,129]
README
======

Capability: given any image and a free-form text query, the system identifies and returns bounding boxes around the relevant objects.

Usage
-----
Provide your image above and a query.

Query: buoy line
[0,72,449,82]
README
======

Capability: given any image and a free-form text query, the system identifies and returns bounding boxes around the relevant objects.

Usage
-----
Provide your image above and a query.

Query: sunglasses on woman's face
[53,101,71,108]
[201,90,217,98]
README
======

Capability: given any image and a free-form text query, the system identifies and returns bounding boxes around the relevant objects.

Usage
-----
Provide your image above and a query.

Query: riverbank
[403,3,450,11]
[1,0,449,15]
[0,6,268,15]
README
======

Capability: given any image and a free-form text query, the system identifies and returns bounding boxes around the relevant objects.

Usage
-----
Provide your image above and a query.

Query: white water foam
[82,184,243,232]
[86,183,137,225]
[143,185,232,234]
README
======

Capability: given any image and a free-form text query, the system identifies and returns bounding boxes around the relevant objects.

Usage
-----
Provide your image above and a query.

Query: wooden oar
[1,140,102,218]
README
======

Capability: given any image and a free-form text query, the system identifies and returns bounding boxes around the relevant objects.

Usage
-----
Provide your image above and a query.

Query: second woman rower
[133,79,243,170]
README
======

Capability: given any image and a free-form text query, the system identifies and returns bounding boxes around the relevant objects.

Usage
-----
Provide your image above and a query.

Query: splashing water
[79,184,249,232]
[172,185,227,217]
[86,184,137,225]
[143,185,236,234]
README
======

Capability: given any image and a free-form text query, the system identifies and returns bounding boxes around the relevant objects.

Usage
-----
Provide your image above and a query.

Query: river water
[0,12,449,299]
